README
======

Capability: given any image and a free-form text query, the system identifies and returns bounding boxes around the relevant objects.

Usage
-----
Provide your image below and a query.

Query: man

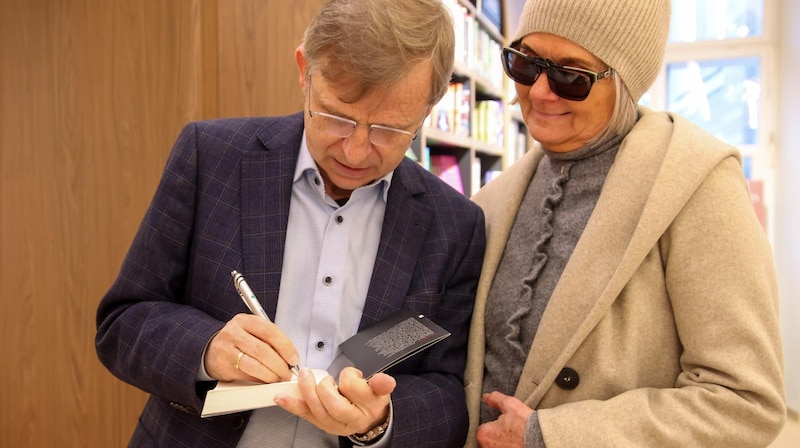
[95,0,485,447]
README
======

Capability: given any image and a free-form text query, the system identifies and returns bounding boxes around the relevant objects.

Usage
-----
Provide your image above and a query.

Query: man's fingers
[366,373,396,396]
[246,316,301,368]
[205,314,300,382]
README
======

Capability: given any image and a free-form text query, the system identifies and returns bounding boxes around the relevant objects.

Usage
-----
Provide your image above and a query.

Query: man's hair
[302,0,455,107]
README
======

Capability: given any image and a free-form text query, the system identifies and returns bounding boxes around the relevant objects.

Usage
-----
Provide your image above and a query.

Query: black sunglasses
[501,45,614,101]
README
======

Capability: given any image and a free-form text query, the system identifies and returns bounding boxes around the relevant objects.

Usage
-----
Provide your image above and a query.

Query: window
[644,0,776,236]
[669,0,764,42]
[666,56,760,147]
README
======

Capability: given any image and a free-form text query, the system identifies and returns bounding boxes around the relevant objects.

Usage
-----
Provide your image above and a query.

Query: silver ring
[234,351,245,370]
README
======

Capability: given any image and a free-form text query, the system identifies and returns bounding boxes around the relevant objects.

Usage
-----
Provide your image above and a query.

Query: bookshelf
[410,0,532,196]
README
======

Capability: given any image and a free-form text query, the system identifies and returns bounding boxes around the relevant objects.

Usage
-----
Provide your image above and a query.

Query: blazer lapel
[240,115,303,320]
[517,110,676,405]
[359,161,433,329]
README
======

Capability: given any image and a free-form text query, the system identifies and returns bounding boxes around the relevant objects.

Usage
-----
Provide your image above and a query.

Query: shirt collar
[294,131,393,203]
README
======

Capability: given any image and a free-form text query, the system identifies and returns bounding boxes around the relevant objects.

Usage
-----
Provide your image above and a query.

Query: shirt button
[231,414,246,430]
[323,276,333,286]
[315,340,325,351]
[335,215,344,224]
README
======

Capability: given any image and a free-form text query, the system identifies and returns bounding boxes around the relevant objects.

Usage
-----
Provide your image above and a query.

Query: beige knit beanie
[513,0,671,102]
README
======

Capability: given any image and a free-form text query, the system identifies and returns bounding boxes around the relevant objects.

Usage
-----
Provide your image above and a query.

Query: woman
[464,0,786,446]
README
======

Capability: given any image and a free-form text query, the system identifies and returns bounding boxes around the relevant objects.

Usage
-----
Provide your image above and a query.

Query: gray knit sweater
[480,135,622,446]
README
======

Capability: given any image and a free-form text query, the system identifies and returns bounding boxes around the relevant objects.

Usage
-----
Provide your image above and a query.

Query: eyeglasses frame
[306,78,422,150]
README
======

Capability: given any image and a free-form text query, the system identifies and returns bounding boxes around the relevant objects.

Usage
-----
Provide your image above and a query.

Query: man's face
[297,52,432,200]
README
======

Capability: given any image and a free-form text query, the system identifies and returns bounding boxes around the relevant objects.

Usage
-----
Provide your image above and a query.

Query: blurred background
[1,0,797,446]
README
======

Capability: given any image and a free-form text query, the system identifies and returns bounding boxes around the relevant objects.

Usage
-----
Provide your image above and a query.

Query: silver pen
[231,270,301,376]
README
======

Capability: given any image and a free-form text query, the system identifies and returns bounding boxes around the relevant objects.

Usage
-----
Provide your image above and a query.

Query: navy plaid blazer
[96,113,486,447]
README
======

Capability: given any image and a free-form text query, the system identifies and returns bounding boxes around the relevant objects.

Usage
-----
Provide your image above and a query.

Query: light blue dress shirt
[238,133,394,447]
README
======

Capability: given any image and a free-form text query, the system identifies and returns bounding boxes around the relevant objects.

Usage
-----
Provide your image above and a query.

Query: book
[429,154,464,194]
[327,307,451,380]
[201,369,330,418]
[201,308,450,418]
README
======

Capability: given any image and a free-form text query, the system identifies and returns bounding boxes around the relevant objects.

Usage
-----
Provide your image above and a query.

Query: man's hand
[476,391,534,448]
[275,367,396,437]
[204,313,300,383]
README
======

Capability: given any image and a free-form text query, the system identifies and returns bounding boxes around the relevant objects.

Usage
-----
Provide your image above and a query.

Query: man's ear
[296,45,308,92]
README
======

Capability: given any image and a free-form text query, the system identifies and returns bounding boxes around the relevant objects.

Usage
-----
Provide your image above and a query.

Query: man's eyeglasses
[501,45,615,101]
[307,81,419,150]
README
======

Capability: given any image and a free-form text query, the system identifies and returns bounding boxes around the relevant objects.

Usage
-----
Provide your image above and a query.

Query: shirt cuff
[196,331,219,382]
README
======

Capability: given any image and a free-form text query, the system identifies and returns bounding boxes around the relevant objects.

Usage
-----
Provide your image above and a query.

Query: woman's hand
[477,391,534,448]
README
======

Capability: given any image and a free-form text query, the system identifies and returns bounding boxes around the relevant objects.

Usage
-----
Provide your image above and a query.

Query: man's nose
[341,126,372,165]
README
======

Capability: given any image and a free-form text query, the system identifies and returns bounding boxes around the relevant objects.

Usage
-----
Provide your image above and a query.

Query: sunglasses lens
[546,67,592,101]
[503,47,600,101]
[503,49,539,85]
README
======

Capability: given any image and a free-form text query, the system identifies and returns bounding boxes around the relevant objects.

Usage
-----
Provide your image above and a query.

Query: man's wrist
[348,405,391,446]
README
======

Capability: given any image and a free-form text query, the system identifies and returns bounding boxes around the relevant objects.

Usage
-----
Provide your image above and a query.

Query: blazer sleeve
[95,122,230,412]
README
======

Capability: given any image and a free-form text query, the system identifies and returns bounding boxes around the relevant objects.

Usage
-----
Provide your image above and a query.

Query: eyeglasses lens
[370,127,411,149]
[316,114,355,139]
[314,112,412,150]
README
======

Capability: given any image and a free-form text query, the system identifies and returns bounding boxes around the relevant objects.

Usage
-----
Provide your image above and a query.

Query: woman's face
[514,32,616,153]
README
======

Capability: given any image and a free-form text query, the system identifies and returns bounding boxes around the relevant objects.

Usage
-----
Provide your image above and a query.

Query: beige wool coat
[465,108,786,447]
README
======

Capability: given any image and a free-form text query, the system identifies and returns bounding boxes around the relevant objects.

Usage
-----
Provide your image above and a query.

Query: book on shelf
[454,82,471,138]
[484,170,502,185]
[201,307,450,418]
[429,154,464,194]
[471,158,482,195]
[429,82,470,137]
[432,83,456,133]
[475,100,504,147]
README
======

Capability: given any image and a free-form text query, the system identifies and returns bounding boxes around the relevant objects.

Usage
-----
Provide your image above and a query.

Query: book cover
[327,307,451,380]
[201,308,449,418]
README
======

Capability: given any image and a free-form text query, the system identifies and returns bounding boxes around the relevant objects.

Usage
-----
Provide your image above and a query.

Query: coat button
[555,367,579,390]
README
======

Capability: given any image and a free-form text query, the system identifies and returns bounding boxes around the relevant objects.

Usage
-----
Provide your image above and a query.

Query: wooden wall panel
[0,0,215,445]
[0,0,324,446]
[217,0,325,117]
